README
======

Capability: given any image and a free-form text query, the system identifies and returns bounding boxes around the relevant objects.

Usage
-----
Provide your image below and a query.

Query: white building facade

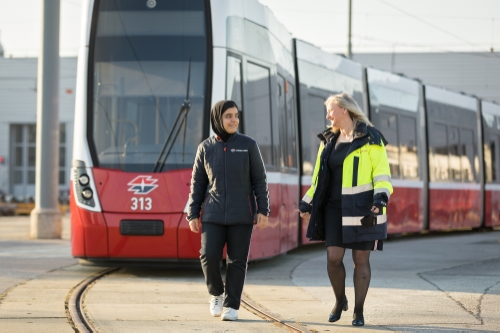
[0,54,77,201]
[353,52,500,104]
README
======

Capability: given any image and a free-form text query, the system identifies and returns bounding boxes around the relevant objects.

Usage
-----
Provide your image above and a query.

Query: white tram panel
[72,0,102,213]
[295,40,364,110]
[425,85,477,111]
[211,0,294,69]
[73,0,95,167]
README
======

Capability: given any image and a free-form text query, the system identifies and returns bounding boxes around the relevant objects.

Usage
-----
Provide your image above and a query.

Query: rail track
[65,267,311,333]
[66,267,119,333]
[241,294,312,332]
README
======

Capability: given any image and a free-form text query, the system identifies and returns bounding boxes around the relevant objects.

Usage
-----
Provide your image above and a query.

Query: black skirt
[324,202,383,251]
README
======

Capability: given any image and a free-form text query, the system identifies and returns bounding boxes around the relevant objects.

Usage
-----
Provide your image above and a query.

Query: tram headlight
[81,188,93,200]
[78,174,90,186]
[146,0,156,9]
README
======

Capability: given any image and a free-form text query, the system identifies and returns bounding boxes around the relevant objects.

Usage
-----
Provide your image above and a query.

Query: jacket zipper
[224,143,227,224]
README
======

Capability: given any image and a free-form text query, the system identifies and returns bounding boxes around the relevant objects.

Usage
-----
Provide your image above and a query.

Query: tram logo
[127,176,159,195]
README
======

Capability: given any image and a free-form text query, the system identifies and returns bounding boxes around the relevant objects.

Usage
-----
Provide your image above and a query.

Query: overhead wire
[374,0,500,58]
[261,1,499,56]
[345,35,500,59]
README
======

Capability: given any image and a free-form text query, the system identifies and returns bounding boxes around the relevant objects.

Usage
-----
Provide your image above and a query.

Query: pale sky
[0,0,499,57]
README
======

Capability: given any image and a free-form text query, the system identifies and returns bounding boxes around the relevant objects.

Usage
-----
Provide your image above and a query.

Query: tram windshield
[90,0,207,172]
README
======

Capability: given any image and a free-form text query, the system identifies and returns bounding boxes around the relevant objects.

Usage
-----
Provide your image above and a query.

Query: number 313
[131,197,152,211]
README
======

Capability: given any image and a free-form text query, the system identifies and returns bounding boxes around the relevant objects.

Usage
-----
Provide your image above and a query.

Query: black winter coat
[187,133,270,224]
[306,124,390,242]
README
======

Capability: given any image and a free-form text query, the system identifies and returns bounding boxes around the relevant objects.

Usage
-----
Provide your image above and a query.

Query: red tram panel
[484,186,500,227]
[387,185,423,234]
[428,186,481,230]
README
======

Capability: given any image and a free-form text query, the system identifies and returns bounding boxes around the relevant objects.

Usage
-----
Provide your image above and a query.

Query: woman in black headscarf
[187,100,270,321]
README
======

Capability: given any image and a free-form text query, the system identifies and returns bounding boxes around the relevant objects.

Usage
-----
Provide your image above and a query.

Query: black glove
[372,203,383,214]
[372,195,387,215]
[298,200,312,213]
[360,213,377,228]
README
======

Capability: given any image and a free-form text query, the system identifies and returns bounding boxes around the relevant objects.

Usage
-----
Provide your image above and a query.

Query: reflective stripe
[374,188,391,199]
[342,183,373,195]
[373,175,391,183]
[302,193,313,203]
[342,214,387,226]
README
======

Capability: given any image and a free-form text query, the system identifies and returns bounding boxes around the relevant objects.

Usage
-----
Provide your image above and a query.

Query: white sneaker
[209,294,224,317]
[221,307,238,321]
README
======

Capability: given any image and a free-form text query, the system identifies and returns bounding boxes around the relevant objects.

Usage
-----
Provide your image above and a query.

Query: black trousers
[200,222,254,310]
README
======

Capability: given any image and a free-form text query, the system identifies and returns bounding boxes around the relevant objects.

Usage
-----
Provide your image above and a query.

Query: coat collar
[317,122,369,144]
[317,122,388,154]
[317,128,335,143]
[215,132,239,143]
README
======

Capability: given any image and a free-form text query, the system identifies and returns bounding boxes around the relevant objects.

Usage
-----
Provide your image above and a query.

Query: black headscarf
[210,100,238,142]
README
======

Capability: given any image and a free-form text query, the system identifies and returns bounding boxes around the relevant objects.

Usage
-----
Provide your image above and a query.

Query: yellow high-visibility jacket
[303,122,393,243]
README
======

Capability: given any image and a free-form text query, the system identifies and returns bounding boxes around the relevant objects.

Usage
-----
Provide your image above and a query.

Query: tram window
[399,116,418,179]
[286,82,297,169]
[244,62,273,167]
[277,76,286,169]
[226,56,243,110]
[448,127,461,181]
[90,0,207,172]
[483,110,500,183]
[490,137,499,182]
[429,123,449,181]
[460,129,476,182]
[300,94,326,175]
[484,139,493,182]
[379,112,399,178]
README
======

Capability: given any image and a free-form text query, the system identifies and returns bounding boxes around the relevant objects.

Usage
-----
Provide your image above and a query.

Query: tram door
[277,75,299,252]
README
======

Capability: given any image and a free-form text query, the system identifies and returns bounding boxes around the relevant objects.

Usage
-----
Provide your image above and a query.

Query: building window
[10,124,67,197]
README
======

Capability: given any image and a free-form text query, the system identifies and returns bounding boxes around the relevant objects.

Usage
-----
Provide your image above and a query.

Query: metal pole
[347,0,353,59]
[30,0,62,239]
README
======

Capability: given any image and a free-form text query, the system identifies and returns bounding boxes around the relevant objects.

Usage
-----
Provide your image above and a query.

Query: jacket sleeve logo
[128,176,159,194]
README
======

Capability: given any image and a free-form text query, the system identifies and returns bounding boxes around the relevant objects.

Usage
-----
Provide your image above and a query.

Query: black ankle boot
[328,297,348,322]
[352,312,364,326]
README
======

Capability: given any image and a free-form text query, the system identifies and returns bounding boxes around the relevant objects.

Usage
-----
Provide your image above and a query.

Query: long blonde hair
[324,93,372,133]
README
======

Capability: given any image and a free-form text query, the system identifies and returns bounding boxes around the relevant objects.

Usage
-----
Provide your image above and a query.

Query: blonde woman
[298,93,393,326]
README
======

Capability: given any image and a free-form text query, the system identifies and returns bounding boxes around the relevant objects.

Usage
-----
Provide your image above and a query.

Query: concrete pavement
[0,215,499,332]
[244,231,500,332]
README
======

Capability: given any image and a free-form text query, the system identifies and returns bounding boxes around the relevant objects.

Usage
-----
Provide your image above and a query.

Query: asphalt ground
[0,215,499,332]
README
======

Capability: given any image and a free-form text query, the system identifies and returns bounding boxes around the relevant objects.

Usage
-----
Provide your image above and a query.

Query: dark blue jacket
[187,133,270,224]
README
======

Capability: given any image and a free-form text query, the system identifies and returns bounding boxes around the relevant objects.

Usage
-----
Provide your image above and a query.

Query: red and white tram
[71,0,498,264]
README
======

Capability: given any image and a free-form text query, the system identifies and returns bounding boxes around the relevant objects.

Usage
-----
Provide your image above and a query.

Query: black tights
[326,246,371,315]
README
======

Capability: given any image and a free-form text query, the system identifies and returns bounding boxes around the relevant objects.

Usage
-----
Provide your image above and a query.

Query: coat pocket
[355,195,372,217]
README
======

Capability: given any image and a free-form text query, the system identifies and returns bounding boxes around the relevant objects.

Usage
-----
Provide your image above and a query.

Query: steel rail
[66,268,311,332]
[241,294,312,333]
[66,267,119,332]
